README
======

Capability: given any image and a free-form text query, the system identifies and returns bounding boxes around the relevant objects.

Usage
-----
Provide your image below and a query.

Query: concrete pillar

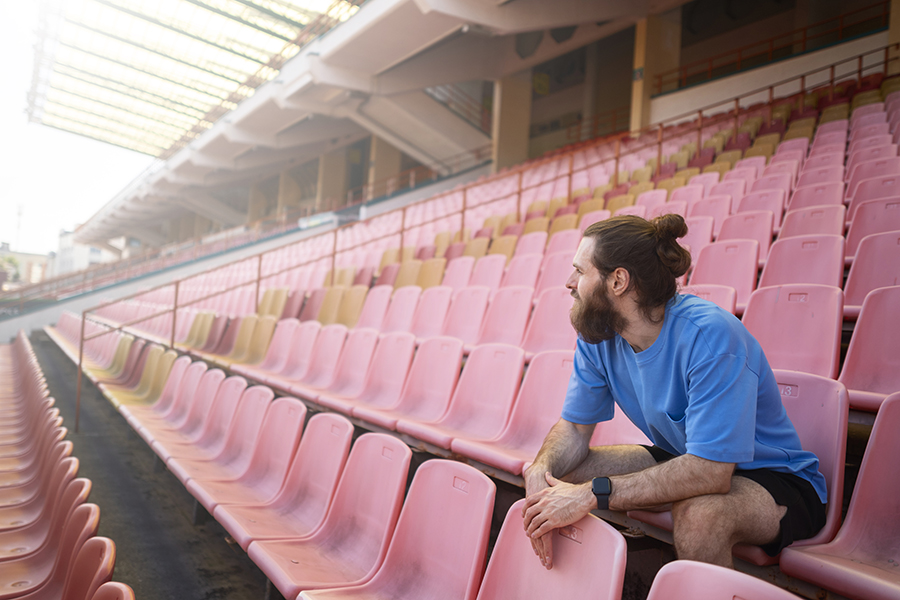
[368,136,403,199]
[248,184,268,223]
[316,150,348,211]
[491,68,533,173]
[178,214,196,242]
[582,42,600,124]
[277,169,303,216]
[630,9,682,132]
[890,0,900,76]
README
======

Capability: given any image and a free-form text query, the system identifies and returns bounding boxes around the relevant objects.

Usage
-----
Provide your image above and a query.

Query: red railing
[655,0,890,96]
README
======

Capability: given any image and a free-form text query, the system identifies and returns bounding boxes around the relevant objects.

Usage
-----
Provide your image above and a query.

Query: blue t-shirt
[562,294,827,503]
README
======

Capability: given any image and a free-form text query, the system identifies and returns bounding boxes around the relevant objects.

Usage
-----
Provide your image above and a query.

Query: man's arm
[523,453,734,540]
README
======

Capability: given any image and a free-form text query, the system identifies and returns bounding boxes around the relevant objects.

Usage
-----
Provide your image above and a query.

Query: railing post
[255,254,263,312]
[170,281,179,349]
[75,312,85,434]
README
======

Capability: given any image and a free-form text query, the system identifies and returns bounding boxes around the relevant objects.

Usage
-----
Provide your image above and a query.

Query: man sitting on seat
[522,214,826,569]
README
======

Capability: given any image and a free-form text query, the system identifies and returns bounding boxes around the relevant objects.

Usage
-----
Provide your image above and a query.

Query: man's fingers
[541,533,554,570]
[531,520,555,540]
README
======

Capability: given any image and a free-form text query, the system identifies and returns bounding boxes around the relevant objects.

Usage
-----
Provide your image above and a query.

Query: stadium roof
[26,0,363,158]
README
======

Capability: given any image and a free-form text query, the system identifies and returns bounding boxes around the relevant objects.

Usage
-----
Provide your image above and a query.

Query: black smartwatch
[592,477,612,510]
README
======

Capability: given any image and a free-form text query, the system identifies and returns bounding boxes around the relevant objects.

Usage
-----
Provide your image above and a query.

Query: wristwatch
[592,477,612,510]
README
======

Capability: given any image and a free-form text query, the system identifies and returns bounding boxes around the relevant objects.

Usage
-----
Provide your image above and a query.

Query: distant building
[0,242,48,288]
[45,230,119,279]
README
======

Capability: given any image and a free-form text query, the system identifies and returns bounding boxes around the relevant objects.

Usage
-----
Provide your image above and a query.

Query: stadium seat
[296,460,495,600]
[535,251,575,298]
[679,215,714,267]
[779,204,846,238]
[736,188,785,228]
[500,254,542,289]
[247,434,411,599]
[123,360,211,436]
[709,179,746,206]
[315,289,344,325]
[579,209,611,230]
[451,350,573,475]
[545,228,581,256]
[838,285,900,411]
[379,286,421,333]
[231,318,298,380]
[670,184,704,205]
[408,286,453,339]
[802,152,844,171]
[91,582,135,600]
[469,254,506,290]
[689,240,759,313]
[354,336,463,431]
[780,393,900,600]
[291,328,379,401]
[846,198,900,263]
[787,182,844,211]
[56,536,116,600]
[213,412,353,551]
[758,235,844,289]
[646,560,800,600]
[441,256,475,292]
[467,286,533,351]
[843,231,900,318]
[687,195,732,238]
[514,231,548,257]
[353,285,393,330]
[680,284,736,314]
[717,210,773,265]
[255,320,321,388]
[268,323,346,393]
[520,287,577,360]
[475,498,626,600]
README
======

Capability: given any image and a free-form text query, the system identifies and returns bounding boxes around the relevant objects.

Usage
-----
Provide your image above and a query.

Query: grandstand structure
[5,0,900,598]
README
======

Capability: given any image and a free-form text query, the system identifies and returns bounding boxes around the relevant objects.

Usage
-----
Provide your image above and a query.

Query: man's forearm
[527,419,593,483]
[608,453,734,511]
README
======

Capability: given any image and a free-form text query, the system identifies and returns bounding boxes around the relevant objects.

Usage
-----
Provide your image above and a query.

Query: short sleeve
[561,340,615,424]
[683,354,758,463]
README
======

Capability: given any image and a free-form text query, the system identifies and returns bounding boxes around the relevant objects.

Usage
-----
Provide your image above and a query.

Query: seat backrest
[795,167,843,190]
[670,183,704,205]
[463,236,490,259]
[738,188,786,226]
[709,179,746,206]
[501,253,542,289]
[297,288,326,322]
[469,254,506,290]
[381,286,421,333]
[717,210,773,258]
[759,234,844,289]
[441,256,475,291]
[535,251,575,296]
[47,504,101,597]
[723,167,757,186]
[392,336,464,423]
[275,320,322,381]
[148,355,192,415]
[253,318,299,373]
[241,315,278,365]
[189,375,248,455]
[689,172,720,196]
[442,286,490,345]
[334,284,369,328]
[788,181,844,212]
[548,213,579,237]
[476,498,626,600]
[90,582,135,600]
[579,209,611,231]
[168,367,227,433]
[436,344,524,440]
[735,155,767,178]
[646,560,799,600]
[374,262,401,287]
[521,287,577,355]
[681,284,737,314]
[635,189,667,210]
[687,194,732,238]
[214,385,274,469]
[849,174,900,218]
[242,397,307,500]
[324,328,380,396]
[59,537,116,600]
[844,231,900,307]
[779,204,846,238]
[298,324,348,387]
[315,287,345,325]
[514,231,548,257]
[475,286,533,347]
[743,284,843,378]
[802,152,844,171]
[487,236,517,263]
[353,332,417,409]
[839,285,900,403]
[845,143,897,178]
[365,460,495,600]
[689,240,759,308]
[393,259,422,289]
[846,197,900,259]
[416,257,447,289]
[846,157,900,201]
[545,228,581,256]
[355,285,394,330]
[226,315,259,361]
[410,286,453,339]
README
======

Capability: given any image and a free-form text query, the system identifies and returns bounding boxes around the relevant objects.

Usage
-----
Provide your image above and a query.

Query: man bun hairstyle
[582,214,692,321]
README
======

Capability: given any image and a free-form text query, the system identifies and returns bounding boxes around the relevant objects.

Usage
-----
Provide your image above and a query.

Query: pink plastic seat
[149,375,247,464]
[469,255,506,290]
[717,210,773,265]
[373,263,399,287]
[750,172,792,200]
[845,144,897,180]
[846,157,900,204]
[843,231,900,318]
[231,318,298,381]
[736,189,786,229]
[513,231,548,257]
[247,434,412,599]
[758,235,844,289]
[298,289,327,322]
[779,204,846,238]
[467,286,533,351]
[213,413,353,551]
[521,287,577,360]
[352,265,376,285]
[269,324,347,393]
[679,215,714,267]
[849,122,890,142]
[795,166,843,190]
[722,167,757,186]
[317,332,416,415]
[810,142,845,157]
[353,337,463,431]
[680,284,736,314]
[167,385,274,485]
[787,182,844,212]
[409,286,453,339]
[635,189,667,210]
[838,285,900,411]
[579,209,611,231]
[743,284,843,378]
[802,151,844,171]
[777,137,810,156]
[845,198,900,263]
[647,200,687,219]
[475,498,625,600]
[296,460,495,600]
[185,397,306,512]
[441,256,474,292]
[437,285,489,345]
[380,286,421,333]
[500,254,542,289]
[735,156,767,179]
[136,367,227,448]
[397,343,524,450]
[124,359,210,434]
[669,184,704,205]
[689,172,720,197]
[290,328,379,400]
[709,180,746,207]
[54,537,115,600]
[442,242,466,262]
[90,582,135,600]
[646,560,800,600]
[545,228,581,256]
[353,285,393,330]
[763,159,799,188]
[689,239,759,313]
[781,393,900,600]
[535,251,575,298]
[847,133,892,156]
[688,195,733,238]
[0,450,75,528]
[451,350,573,475]
[261,320,322,388]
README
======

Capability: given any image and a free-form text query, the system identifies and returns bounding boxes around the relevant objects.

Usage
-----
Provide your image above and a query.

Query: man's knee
[672,495,736,563]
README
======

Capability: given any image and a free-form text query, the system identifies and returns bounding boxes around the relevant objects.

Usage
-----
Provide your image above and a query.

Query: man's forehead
[574,236,595,268]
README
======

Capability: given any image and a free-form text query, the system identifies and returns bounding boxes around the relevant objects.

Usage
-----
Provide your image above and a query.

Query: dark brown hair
[582,214,692,321]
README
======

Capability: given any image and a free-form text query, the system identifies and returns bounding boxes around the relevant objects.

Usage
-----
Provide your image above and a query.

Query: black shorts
[641,445,827,556]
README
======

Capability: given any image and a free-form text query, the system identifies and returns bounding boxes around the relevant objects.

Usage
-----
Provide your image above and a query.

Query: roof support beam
[170,193,247,227]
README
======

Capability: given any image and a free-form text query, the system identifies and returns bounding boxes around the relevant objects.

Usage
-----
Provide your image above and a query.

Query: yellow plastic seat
[668,150,689,169]
[106,346,175,408]
[548,214,578,239]
[675,167,700,181]
[631,166,653,183]
[716,149,742,165]
[526,200,548,216]
[628,181,654,197]
[606,194,636,215]
[481,215,502,237]
[394,259,423,288]
[703,137,724,154]
[378,248,400,276]
[523,217,550,234]
[317,287,345,325]
[416,258,447,289]
[656,177,686,199]
[754,133,781,147]
[463,236,490,259]
[488,235,518,264]
[235,315,278,367]
[576,199,604,219]
[702,162,729,178]
[85,334,134,380]
[744,143,774,162]
[592,183,614,199]
[400,247,416,263]
[783,127,813,141]
[266,288,288,318]
[334,267,356,287]
[433,231,452,258]
[335,285,369,328]
[547,197,568,220]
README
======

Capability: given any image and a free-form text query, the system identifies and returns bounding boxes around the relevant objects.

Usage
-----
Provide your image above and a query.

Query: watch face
[592,477,611,496]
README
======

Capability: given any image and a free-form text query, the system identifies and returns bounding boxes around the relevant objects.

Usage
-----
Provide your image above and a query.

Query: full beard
[569,285,628,345]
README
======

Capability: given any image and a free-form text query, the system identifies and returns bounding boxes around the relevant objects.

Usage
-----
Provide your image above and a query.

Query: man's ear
[610,267,630,297]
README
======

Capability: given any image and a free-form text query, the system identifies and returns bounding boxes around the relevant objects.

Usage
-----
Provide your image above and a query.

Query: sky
[0,3,153,256]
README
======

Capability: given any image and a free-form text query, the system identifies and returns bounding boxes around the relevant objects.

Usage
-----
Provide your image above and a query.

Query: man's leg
[671,475,787,568]
[559,444,659,483]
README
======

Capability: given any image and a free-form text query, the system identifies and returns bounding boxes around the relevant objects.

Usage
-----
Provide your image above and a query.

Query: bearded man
[522,214,826,569]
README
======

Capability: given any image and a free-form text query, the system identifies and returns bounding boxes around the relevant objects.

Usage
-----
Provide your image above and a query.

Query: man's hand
[523,472,596,546]
[523,466,554,569]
